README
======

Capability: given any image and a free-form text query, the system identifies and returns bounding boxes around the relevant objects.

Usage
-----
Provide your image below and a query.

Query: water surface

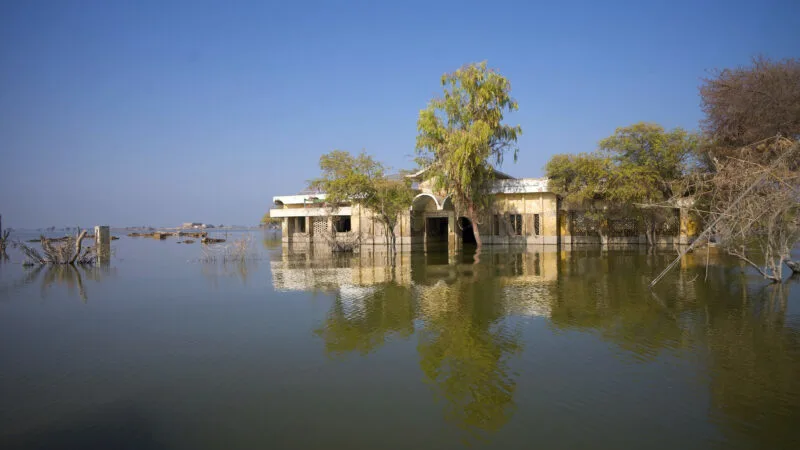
[1,232,798,449]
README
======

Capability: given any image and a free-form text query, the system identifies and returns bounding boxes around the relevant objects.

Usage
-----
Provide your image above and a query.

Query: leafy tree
[545,152,616,240]
[546,123,697,245]
[598,123,699,244]
[415,62,522,250]
[260,211,280,228]
[309,150,414,254]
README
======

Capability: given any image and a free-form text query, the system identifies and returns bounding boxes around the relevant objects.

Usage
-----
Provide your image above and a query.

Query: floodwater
[1,230,799,449]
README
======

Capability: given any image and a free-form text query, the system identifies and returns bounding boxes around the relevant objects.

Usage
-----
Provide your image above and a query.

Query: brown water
[1,232,798,449]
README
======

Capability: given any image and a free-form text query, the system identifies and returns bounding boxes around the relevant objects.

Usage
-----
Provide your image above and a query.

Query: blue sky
[1,0,798,228]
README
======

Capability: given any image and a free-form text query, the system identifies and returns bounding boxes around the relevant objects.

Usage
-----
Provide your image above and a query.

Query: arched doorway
[458,217,476,245]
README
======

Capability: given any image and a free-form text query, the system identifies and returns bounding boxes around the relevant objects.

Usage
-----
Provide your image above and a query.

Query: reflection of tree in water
[315,282,415,356]
[550,250,800,447]
[261,230,281,252]
[697,280,800,449]
[416,270,522,441]
[549,250,692,359]
[5,264,112,302]
[201,260,253,287]
[313,256,525,441]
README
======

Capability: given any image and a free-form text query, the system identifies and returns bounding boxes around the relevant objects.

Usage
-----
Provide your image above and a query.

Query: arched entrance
[410,193,453,252]
[458,217,476,245]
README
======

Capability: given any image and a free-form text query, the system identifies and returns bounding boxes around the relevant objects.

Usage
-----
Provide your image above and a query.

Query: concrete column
[95,225,110,263]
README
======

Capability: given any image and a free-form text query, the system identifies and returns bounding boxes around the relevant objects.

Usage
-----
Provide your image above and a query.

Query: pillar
[95,225,110,263]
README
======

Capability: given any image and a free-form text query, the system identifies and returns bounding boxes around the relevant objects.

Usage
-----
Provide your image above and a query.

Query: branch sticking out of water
[14,230,96,265]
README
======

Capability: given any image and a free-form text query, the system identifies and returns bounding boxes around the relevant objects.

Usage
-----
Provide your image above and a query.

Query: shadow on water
[282,247,800,447]
[2,399,164,450]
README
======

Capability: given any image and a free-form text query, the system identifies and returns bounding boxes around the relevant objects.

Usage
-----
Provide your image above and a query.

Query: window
[493,215,500,236]
[534,214,540,235]
[296,217,306,233]
[510,214,522,235]
[334,216,352,233]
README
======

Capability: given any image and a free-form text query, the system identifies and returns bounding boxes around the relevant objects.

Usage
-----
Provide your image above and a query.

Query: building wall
[274,190,694,249]
[476,192,560,245]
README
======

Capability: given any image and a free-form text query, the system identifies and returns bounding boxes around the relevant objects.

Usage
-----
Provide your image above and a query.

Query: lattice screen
[609,218,639,237]
[569,212,599,236]
[312,217,328,236]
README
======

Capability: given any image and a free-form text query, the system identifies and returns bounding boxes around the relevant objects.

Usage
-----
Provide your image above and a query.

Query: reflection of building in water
[270,250,413,296]
[271,247,559,319]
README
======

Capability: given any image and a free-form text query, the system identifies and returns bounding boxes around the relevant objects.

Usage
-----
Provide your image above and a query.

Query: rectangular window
[493,215,500,236]
[334,216,352,233]
[534,214,540,235]
[510,214,522,236]
[296,217,306,233]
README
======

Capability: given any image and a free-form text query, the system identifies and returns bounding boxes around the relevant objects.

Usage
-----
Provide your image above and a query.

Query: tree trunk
[642,216,656,247]
[467,205,482,249]
[467,206,482,264]
[69,230,88,265]
[390,232,397,266]
[471,217,482,248]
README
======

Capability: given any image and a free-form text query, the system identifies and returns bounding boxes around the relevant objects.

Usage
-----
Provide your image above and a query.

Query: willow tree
[415,62,522,250]
[309,150,414,255]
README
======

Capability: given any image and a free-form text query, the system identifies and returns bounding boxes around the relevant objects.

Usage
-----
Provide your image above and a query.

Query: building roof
[406,166,517,181]
[273,193,327,205]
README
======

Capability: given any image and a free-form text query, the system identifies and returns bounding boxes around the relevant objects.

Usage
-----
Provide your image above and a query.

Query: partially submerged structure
[270,170,696,251]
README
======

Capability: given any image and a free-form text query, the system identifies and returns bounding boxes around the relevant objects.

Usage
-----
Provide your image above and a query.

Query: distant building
[181,223,214,229]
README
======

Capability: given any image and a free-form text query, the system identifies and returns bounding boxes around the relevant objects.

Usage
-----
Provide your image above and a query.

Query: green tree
[545,152,617,241]
[260,211,280,228]
[598,123,699,244]
[415,62,522,251]
[546,123,697,245]
[309,150,414,255]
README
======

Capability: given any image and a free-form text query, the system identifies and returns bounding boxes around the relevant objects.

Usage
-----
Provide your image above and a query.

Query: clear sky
[1,0,797,228]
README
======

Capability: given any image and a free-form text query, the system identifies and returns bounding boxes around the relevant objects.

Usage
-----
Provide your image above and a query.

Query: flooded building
[269,169,695,250]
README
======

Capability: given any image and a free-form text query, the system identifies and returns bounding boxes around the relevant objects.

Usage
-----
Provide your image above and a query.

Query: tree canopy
[309,150,414,253]
[260,211,279,227]
[546,123,698,243]
[700,56,800,153]
[415,62,521,248]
